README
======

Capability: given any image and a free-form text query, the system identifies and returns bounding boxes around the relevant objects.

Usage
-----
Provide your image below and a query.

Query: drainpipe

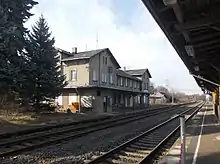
[98,53,101,86]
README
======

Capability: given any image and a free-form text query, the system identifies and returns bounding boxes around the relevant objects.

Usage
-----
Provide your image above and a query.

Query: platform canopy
[142,0,220,92]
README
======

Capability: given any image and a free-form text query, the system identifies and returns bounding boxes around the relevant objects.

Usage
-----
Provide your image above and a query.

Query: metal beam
[175,18,220,31]
[195,57,220,63]
[190,73,220,87]
[157,6,170,13]
[196,44,220,52]
[191,32,220,43]
[194,39,220,48]
[196,50,220,57]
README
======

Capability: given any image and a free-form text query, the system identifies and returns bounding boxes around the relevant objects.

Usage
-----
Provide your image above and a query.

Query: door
[69,93,78,105]
[103,96,107,112]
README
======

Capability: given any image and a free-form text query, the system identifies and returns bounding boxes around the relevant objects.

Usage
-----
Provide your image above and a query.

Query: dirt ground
[0,104,170,135]
[0,108,112,134]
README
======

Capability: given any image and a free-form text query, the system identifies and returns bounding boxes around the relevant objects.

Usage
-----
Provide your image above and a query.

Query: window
[70,69,77,81]
[125,78,128,87]
[103,56,107,65]
[110,73,113,84]
[144,83,147,89]
[138,82,141,89]
[120,77,123,86]
[102,72,105,82]
[97,90,101,96]
[134,81,136,88]
[92,69,97,81]
[102,71,107,83]
[103,56,105,65]
[104,72,107,82]
[130,80,133,88]
[117,76,120,86]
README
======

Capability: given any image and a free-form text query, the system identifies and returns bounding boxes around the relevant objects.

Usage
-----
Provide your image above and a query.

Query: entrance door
[103,96,107,112]
[69,93,78,105]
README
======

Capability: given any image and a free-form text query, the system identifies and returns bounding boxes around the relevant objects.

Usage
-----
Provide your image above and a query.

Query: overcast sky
[26,0,202,94]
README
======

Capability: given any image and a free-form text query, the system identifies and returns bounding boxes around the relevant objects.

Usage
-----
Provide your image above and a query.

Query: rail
[0,103,194,158]
[86,102,204,164]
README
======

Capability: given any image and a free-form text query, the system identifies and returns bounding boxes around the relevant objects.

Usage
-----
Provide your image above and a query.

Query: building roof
[60,48,104,61]
[64,84,144,93]
[125,68,152,78]
[150,92,165,98]
[116,70,142,81]
[141,0,220,92]
[58,48,120,68]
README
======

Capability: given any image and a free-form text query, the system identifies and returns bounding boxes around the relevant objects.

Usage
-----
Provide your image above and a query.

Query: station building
[56,47,152,113]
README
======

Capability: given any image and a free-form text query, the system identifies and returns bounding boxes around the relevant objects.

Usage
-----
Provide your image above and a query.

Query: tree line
[0,1,66,109]
[149,83,206,102]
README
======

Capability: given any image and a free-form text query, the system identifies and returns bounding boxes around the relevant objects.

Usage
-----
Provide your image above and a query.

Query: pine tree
[27,15,67,107]
[0,0,38,102]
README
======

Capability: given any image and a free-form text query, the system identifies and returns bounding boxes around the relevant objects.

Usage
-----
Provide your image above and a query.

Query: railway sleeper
[130,144,151,150]
[110,155,140,163]
[22,142,33,147]
[125,147,150,154]
[137,140,160,146]
[106,158,131,164]
[119,150,147,158]
[134,142,156,148]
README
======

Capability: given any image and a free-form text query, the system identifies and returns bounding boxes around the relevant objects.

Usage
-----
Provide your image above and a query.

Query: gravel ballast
[1,106,193,164]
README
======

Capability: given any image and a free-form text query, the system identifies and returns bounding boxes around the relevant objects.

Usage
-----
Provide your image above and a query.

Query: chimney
[72,47,77,54]
[123,66,126,71]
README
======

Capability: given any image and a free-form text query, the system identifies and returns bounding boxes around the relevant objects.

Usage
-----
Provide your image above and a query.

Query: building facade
[56,47,152,113]
[149,92,167,104]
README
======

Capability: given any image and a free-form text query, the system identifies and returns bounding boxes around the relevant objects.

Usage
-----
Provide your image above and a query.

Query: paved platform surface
[158,105,220,164]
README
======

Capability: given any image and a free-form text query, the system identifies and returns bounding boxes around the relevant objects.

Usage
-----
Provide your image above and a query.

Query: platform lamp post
[179,115,186,164]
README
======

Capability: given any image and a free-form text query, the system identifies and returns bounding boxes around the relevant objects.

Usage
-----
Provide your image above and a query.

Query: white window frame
[130,80,133,88]
[120,77,123,86]
[70,69,77,81]
[104,72,107,83]
[92,69,97,81]
[102,72,105,82]
[110,73,113,84]
[125,78,128,87]
[117,77,120,86]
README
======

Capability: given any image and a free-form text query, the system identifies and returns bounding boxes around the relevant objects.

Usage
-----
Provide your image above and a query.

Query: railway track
[86,102,204,164]
[0,103,195,158]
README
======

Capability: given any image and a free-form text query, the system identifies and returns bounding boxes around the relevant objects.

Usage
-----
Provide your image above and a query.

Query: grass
[0,115,36,125]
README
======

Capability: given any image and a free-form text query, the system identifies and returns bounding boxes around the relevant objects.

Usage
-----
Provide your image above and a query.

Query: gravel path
[1,106,192,164]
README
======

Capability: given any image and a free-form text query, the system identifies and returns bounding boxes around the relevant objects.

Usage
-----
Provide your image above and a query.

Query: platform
[158,106,220,164]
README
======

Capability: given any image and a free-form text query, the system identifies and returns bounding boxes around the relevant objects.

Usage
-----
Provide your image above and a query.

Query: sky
[25,0,202,95]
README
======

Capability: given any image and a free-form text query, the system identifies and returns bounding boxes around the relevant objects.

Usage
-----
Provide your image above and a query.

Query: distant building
[149,92,167,104]
[56,47,152,113]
